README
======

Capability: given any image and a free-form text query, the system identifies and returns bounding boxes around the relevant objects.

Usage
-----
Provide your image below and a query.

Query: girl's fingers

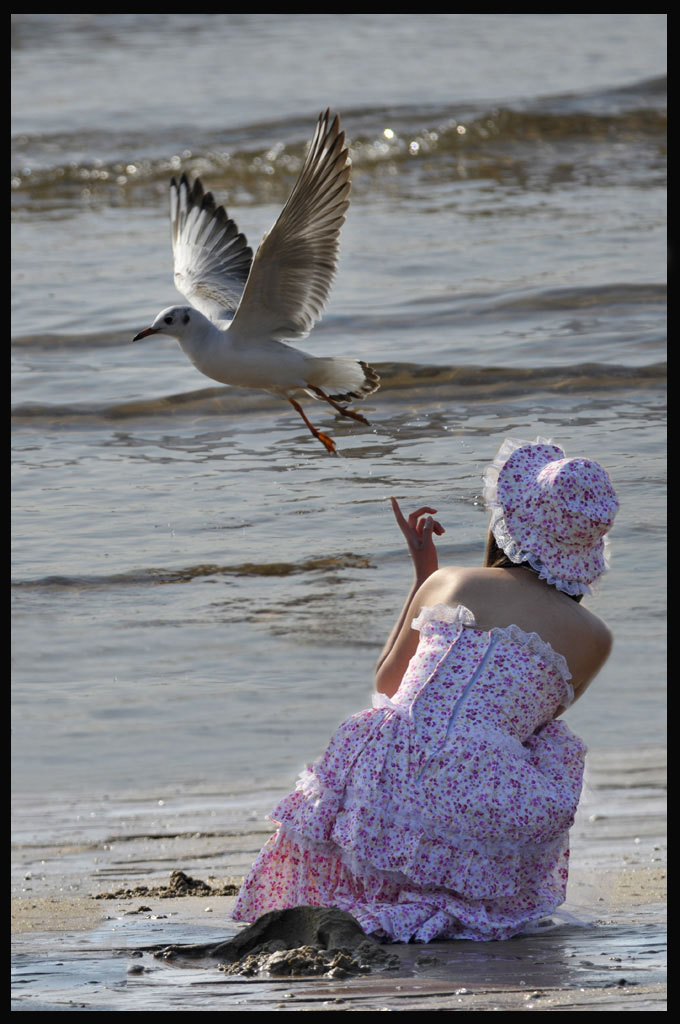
[407,506,438,525]
[416,516,444,536]
[390,498,444,540]
[390,497,409,532]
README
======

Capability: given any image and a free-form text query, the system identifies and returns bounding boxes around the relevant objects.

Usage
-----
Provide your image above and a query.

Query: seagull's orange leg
[288,397,337,454]
[308,386,371,425]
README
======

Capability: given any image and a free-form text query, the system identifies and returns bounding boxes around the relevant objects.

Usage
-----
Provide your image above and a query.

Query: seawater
[12,15,666,807]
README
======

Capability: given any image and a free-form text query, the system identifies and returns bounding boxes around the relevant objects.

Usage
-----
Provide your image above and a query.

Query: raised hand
[390,497,445,583]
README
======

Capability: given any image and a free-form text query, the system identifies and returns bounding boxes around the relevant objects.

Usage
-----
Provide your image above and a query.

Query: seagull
[133,109,380,453]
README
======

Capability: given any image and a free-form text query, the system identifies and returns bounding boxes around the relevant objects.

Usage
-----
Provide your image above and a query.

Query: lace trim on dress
[489,623,573,697]
[277,821,421,887]
[240,820,571,939]
[481,435,610,597]
[289,716,583,857]
[372,692,410,714]
[411,603,476,631]
[283,773,569,859]
[295,767,324,800]
[411,603,574,705]
[339,783,570,852]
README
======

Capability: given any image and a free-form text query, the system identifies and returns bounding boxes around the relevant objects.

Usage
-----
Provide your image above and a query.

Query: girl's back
[418,565,613,699]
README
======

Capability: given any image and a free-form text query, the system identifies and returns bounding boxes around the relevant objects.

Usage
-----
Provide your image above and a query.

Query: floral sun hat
[482,437,619,596]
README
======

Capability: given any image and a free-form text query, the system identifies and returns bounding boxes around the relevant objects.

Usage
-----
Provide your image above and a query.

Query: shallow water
[12,15,666,809]
[10,920,668,1011]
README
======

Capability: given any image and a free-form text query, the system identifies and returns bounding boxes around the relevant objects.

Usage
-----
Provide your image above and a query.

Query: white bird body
[134,111,379,452]
[152,304,371,398]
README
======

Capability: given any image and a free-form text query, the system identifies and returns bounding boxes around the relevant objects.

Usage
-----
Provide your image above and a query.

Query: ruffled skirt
[233,705,586,942]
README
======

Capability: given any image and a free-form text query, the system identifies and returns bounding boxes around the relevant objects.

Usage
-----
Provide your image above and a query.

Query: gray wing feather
[229,110,351,342]
[170,173,253,320]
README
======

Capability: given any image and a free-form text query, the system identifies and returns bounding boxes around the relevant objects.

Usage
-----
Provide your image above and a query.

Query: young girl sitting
[232,437,619,942]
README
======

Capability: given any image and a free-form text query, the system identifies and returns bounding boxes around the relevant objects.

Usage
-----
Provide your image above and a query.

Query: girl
[233,438,619,942]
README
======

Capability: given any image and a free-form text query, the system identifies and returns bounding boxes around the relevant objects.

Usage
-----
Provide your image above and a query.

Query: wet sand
[11,747,666,1011]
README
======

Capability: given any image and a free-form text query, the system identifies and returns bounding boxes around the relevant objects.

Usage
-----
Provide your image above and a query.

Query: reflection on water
[11,918,666,1011]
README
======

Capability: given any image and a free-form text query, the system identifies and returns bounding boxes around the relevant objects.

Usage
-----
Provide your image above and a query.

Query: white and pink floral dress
[233,603,586,942]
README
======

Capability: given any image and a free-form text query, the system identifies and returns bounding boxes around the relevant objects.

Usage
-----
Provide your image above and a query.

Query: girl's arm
[375,498,444,697]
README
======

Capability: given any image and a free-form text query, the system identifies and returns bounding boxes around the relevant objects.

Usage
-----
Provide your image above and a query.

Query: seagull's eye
[164,315,173,324]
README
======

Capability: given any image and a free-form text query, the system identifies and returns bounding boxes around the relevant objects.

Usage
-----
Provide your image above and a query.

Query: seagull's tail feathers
[305,358,380,403]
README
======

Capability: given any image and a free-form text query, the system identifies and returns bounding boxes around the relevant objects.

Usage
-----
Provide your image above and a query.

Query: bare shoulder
[414,565,490,608]
[416,565,613,695]
[572,605,613,685]
[583,607,613,655]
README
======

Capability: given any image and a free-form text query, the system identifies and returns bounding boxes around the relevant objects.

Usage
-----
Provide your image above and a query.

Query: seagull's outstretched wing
[229,110,351,342]
[170,173,253,321]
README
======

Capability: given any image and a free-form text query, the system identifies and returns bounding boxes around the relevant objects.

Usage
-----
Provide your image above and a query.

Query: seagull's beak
[132,326,161,342]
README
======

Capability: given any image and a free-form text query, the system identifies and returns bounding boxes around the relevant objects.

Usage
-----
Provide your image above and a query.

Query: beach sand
[12,747,666,1011]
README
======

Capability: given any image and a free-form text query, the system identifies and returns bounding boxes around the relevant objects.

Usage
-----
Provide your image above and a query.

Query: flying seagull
[133,110,380,453]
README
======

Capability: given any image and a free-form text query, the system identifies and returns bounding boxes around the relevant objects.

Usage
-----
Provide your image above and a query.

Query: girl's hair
[484,531,583,603]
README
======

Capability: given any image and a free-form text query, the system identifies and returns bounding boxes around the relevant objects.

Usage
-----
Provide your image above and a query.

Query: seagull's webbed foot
[288,397,337,454]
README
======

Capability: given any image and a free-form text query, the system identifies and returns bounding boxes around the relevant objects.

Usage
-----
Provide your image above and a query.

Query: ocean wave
[10,361,666,425]
[11,78,666,210]
[12,553,376,590]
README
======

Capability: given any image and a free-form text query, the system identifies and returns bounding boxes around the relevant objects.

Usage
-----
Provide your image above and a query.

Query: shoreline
[12,747,666,1011]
